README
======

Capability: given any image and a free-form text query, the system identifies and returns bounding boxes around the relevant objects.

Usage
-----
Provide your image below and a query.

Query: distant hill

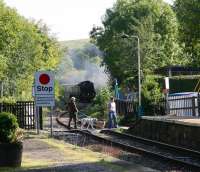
[60,39,90,50]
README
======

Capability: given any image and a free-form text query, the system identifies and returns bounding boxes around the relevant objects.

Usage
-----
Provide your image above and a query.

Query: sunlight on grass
[22,157,56,168]
[0,137,132,172]
[42,138,116,163]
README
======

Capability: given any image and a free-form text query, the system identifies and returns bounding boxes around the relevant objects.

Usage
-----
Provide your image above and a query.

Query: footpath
[0,130,157,172]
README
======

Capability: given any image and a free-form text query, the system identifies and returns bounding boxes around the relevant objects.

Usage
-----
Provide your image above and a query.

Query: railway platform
[142,115,200,126]
[128,115,200,151]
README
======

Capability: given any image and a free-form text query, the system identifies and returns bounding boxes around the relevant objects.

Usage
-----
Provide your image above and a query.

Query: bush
[0,112,19,143]
[118,114,136,126]
[85,87,111,120]
[142,75,163,115]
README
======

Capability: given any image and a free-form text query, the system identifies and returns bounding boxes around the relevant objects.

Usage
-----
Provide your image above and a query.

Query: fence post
[192,97,196,117]
[39,107,43,130]
[165,95,170,115]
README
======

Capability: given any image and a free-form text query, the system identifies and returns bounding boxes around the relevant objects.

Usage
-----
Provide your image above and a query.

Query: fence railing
[115,99,136,116]
[0,101,35,129]
[116,94,200,117]
[167,95,199,117]
[155,94,200,117]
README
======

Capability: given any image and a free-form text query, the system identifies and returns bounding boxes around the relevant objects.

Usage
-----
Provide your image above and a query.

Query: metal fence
[0,101,35,129]
[115,99,136,116]
[155,93,200,117]
[115,93,200,117]
[167,95,199,117]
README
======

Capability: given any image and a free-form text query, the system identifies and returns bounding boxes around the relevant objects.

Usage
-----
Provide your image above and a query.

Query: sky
[4,0,174,41]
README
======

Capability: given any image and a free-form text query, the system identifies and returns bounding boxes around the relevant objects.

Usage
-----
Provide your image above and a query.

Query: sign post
[34,71,55,136]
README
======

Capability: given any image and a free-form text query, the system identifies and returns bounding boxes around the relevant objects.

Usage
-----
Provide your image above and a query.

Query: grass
[41,138,116,163]
[0,133,135,172]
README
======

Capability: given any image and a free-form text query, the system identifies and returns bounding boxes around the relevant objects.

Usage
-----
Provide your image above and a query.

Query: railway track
[56,112,200,171]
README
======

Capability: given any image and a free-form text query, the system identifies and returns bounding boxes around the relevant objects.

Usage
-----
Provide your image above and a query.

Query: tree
[90,0,187,87]
[174,0,200,66]
[0,1,62,100]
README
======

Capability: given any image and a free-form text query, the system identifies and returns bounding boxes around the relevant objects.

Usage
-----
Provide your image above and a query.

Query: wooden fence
[0,101,35,129]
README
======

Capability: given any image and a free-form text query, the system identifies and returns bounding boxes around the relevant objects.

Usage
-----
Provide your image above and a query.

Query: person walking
[67,97,78,129]
[108,96,118,129]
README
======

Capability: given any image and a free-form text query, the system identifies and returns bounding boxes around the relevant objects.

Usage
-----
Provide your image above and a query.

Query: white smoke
[58,45,109,89]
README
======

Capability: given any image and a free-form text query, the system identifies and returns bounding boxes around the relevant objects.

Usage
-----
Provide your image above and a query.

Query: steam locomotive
[63,80,96,103]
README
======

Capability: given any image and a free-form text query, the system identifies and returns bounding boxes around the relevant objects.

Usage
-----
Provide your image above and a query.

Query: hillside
[60,39,90,50]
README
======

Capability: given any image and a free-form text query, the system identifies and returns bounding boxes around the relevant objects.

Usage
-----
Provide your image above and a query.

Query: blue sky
[4,0,174,41]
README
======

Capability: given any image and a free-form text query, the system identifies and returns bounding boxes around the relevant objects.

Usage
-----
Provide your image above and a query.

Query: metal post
[37,106,40,134]
[119,34,142,117]
[166,92,170,115]
[34,97,39,134]
[192,97,196,117]
[50,106,53,137]
[137,37,141,117]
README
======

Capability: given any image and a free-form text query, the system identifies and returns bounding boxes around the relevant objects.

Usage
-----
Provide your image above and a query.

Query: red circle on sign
[39,74,50,85]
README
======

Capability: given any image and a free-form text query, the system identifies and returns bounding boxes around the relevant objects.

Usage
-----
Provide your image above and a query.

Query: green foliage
[118,114,136,126]
[0,112,19,143]
[89,0,196,116]
[174,0,200,66]
[0,96,16,104]
[142,75,162,103]
[142,75,162,115]
[0,1,62,100]
[86,87,111,120]
[55,85,66,110]
[90,0,186,86]
[0,54,7,80]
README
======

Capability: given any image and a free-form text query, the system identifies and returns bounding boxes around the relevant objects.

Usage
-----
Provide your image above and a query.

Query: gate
[0,101,35,129]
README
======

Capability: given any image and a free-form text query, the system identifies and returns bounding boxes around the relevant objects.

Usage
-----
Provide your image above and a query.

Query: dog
[80,117,97,130]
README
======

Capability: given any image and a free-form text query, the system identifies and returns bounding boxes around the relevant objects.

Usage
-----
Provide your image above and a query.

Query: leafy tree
[90,0,187,88]
[141,75,163,115]
[0,54,7,80]
[174,0,200,66]
[0,1,62,100]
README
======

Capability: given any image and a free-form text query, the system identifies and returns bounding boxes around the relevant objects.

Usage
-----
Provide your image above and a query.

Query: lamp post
[121,34,141,117]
